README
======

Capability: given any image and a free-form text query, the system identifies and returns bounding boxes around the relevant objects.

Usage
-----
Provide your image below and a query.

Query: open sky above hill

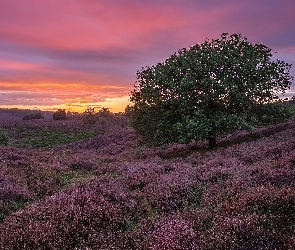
[0,0,294,112]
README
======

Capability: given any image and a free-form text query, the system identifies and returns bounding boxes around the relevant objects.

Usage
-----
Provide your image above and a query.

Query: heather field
[1,113,295,249]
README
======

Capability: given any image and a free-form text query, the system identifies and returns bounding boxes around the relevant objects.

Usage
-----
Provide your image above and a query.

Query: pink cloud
[0,1,242,52]
[0,0,294,111]
[0,1,188,51]
[0,59,43,71]
[1,1,294,56]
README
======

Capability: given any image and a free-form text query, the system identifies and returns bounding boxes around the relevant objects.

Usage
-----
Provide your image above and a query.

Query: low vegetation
[1,33,294,249]
[22,112,44,120]
[0,109,295,249]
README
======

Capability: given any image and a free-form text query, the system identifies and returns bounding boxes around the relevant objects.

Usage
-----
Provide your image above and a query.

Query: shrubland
[0,110,295,249]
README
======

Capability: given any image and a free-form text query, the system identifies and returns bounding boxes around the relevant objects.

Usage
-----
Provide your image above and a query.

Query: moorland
[0,109,295,249]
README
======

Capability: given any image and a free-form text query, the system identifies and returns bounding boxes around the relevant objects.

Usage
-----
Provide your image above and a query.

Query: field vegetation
[0,109,295,249]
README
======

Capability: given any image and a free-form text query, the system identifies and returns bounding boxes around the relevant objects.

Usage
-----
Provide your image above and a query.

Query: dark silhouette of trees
[22,113,44,120]
[98,107,112,117]
[82,107,97,124]
[52,109,67,120]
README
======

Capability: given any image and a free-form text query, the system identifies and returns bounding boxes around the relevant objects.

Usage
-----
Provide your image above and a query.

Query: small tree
[130,33,294,148]
[97,107,112,117]
[82,107,97,124]
[52,109,67,120]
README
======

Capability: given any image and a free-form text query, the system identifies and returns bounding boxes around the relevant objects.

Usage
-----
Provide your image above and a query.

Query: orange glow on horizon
[0,1,294,112]
[0,95,131,113]
[0,80,131,111]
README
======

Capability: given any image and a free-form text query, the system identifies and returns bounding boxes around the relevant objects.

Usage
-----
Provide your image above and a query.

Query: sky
[0,0,295,113]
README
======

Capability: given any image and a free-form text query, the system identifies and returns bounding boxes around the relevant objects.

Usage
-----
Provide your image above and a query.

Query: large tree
[130,33,294,147]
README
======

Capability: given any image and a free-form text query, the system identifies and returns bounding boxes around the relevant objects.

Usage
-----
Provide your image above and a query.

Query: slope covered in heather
[1,116,295,249]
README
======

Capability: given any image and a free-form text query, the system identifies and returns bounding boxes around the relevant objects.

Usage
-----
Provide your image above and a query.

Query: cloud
[0,0,294,111]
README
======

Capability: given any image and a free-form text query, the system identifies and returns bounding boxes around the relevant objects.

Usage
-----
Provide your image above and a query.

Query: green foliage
[253,101,295,126]
[130,33,294,147]
[22,113,44,120]
[52,109,67,120]
[0,129,9,146]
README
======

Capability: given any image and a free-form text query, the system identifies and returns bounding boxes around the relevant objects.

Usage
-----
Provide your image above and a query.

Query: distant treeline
[0,108,54,120]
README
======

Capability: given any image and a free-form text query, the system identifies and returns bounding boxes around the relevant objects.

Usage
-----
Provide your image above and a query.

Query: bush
[82,108,98,124]
[52,109,67,120]
[98,107,112,117]
[22,113,44,120]
[252,101,295,126]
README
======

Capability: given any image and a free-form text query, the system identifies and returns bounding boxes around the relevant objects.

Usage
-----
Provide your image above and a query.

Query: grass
[8,125,100,148]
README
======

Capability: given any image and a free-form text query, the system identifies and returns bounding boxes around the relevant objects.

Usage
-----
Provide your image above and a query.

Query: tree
[52,109,67,120]
[97,107,112,117]
[130,33,294,148]
[82,107,97,124]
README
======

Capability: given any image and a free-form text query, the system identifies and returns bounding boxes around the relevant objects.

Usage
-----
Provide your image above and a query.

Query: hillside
[0,116,295,249]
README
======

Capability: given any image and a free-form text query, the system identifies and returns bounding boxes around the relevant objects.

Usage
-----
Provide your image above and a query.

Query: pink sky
[0,0,294,112]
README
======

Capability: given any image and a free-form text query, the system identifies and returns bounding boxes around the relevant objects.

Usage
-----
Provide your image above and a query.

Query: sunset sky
[0,0,294,113]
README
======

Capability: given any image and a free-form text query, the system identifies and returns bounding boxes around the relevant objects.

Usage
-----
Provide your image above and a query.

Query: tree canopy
[130,33,294,147]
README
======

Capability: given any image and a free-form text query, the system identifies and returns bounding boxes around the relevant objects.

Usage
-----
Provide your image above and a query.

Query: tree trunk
[208,137,217,149]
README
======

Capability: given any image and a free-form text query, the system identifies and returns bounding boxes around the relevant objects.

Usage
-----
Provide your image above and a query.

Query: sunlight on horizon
[0,95,131,113]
